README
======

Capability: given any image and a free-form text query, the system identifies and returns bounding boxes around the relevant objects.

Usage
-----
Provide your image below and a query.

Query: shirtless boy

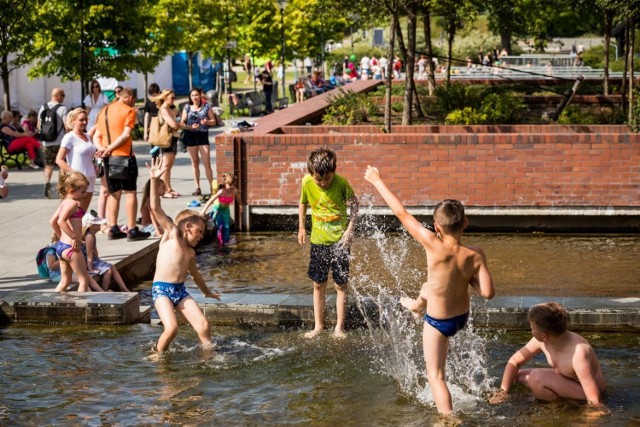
[148,158,220,353]
[489,302,606,407]
[364,165,495,415]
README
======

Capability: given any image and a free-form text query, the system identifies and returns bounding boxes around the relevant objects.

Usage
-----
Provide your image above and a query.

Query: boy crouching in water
[148,158,221,353]
[490,302,606,408]
[364,165,495,416]
[298,147,359,339]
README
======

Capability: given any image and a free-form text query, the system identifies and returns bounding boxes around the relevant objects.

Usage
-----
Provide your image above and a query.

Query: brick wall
[215,129,640,208]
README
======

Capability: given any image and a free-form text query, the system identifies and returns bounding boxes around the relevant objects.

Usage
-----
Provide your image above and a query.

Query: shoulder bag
[148,110,173,149]
[104,106,135,180]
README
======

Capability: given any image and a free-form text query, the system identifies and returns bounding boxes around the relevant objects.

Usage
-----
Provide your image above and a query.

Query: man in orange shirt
[95,87,149,241]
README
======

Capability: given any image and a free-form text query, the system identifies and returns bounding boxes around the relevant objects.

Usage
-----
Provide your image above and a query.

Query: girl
[139,178,166,237]
[82,215,131,292]
[49,171,92,292]
[200,173,242,246]
[180,88,218,196]
[149,89,184,198]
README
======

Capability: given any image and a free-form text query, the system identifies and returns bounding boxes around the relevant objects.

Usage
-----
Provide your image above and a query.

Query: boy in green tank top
[298,147,359,339]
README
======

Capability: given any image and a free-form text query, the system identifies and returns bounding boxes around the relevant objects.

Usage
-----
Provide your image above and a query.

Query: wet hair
[528,302,568,337]
[306,147,337,176]
[148,83,160,96]
[174,209,206,231]
[433,199,466,234]
[57,170,89,198]
[65,107,87,129]
[218,172,237,190]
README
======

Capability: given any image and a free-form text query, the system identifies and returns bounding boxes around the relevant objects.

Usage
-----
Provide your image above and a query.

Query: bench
[0,145,28,170]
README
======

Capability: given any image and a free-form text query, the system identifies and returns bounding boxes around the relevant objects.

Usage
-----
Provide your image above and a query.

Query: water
[2,231,640,424]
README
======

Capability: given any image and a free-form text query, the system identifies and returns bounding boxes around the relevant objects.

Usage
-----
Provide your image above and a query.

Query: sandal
[169,190,181,197]
[192,188,202,196]
[162,192,177,199]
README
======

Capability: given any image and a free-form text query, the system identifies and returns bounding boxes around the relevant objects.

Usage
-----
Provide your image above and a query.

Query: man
[258,68,274,114]
[38,88,68,198]
[95,87,150,241]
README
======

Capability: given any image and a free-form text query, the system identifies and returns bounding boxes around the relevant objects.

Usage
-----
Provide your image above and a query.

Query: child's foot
[304,328,323,339]
[333,329,347,339]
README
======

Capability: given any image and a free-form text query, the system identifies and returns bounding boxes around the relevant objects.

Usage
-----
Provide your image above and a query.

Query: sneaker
[127,226,151,241]
[108,226,127,240]
[44,182,51,199]
[29,162,40,170]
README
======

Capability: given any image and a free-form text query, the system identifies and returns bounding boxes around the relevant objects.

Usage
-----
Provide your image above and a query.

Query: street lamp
[278,0,288,100]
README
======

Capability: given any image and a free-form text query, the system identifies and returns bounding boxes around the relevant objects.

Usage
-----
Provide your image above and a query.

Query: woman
[56,108,102,211]
[180,88,217,196]
[150,89,184,198]
[83,79,110,130]
[143,83,160,144]
[0,111,42,169]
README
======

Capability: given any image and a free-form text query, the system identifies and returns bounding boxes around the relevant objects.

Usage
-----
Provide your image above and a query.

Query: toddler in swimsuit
[147,157,221,353]
[49,170,93,292]
[364,165,495,416]
[200,172,242,246]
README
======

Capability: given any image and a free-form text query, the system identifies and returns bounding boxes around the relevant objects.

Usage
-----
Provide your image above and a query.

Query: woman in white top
[83,79,110,130]
[56,108,103,211]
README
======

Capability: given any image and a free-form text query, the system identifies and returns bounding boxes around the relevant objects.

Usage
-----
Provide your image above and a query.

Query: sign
[225,41,238,49]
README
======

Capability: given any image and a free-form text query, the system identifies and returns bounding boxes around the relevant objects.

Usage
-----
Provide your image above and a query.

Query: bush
[480,93,524,124]
[445,107,487,125]
[434,83,468,116]
[323,89,378,125]
[391,101,403,113]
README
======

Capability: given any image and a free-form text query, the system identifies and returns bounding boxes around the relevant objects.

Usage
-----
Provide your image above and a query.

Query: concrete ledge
[0,291,142,325]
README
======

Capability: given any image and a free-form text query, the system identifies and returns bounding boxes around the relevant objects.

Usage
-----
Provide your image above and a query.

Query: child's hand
[146,157,167,180]
[205,290,221,301]
[364,165,381,185]
[297,229,306,246]
[400,297,422,320]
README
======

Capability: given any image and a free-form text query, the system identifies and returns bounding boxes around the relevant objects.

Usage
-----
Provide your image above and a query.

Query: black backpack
[40,104,62,142]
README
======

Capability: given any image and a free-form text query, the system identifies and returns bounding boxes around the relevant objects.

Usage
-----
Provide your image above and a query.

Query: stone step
[138,305,153,324]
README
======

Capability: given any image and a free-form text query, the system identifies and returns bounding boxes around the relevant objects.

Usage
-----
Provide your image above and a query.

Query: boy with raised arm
[148,158,220,353]
[298,147,359,339]
[364,165,495,415]
[489,302,606,407]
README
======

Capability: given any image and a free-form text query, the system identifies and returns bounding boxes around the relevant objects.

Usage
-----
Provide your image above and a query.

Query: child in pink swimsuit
[200,172,242,245]
[49,171,93,292]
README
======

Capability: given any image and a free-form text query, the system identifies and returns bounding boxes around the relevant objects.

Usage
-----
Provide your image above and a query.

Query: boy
[364,165,494,415]
[298,147,359,339]
[489,302,606,407]
[148,158,221,353]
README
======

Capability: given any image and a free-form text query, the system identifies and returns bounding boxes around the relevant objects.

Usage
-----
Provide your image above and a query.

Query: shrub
[323,89,378,125]
[480,93,524,124]
[391,101,403,113]
[445,107,487,125]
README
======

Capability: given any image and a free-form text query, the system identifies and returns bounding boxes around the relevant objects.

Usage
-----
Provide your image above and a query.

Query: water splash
[352,208,494,412]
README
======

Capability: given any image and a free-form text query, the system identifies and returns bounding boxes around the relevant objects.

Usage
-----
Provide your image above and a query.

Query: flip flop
[169,191,181,197]
[162,192,177,199]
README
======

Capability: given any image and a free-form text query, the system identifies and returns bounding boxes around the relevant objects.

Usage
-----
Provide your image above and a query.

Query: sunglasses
[92,85,100,88]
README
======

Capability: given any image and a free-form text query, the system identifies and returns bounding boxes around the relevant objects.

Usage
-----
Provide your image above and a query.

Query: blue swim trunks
[424,312,469,337]
[152,281,190,307]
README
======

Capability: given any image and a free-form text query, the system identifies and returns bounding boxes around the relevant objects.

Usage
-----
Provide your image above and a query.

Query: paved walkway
[0,121,251,292]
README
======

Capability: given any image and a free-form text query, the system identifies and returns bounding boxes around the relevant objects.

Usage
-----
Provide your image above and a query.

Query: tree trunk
[402,0,418,125]
[603,10,613,96]
[384,1,398,133]
[421,6,436,95]
[621,19,629,115]
[629,20,635,124]
[446,22,455,85]
[500,31,511,54]
[1,55,10,112]
[187,51,195,92]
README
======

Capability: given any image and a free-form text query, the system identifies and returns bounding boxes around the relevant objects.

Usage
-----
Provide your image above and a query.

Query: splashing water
[352,208,495,412]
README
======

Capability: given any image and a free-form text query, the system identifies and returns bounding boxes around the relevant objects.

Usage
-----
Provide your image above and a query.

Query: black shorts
[307,243,350,286]
[182,131,209,147]
[105,157,138,193]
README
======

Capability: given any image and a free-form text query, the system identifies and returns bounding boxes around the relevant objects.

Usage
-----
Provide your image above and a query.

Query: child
[0,165,9,199]
[140,178,166,236]
[489,302,606,407]
[298,147,359,339]
[49,171,93,292]
[148,157,221,353]
[363,165,495,415]
[48,233,103,291]
[82,213,131,292]
[200,172,242,246]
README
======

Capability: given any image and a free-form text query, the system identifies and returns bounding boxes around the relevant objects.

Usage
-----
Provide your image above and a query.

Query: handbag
[148,112,172,149]
[104,106,134,180]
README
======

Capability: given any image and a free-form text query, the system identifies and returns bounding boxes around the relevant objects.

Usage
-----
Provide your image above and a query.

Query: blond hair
[150,89,175,108]
[57,170,89,198]
[65,107,88,129]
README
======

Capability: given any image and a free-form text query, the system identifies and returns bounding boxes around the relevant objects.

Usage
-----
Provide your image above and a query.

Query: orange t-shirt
[95,101,136,157]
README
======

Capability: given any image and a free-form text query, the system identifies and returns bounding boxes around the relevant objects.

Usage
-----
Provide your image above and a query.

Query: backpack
[39,104,62,142]
[36,246,54,278]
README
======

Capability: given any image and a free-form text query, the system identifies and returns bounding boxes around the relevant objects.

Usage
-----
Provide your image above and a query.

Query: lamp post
[277,0,288,100]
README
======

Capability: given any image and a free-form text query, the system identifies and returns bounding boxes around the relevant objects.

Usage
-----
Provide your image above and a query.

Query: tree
[29,0,151,94]
[0,0,41,111]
